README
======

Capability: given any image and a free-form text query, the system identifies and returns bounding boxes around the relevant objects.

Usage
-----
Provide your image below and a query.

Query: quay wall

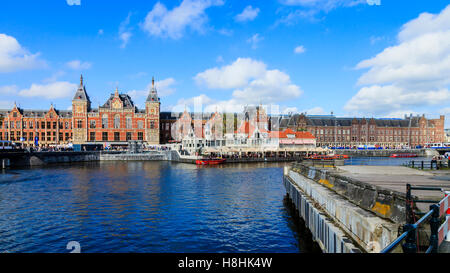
[291,163,406,223]
[0,151,100,167]
[100,151,166,161]
[334,149,426,157]
[284,164,401,253]
[284,174,362,253]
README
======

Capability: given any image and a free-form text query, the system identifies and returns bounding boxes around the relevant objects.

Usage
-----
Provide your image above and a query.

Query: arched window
[114,115,120,129]
[126,116,132,129]
[102,114,108,129]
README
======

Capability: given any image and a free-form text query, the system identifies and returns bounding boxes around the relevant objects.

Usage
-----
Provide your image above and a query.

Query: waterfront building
[276,113,446,148]
[0,75,161,148]
[72,75,160,147]
[0,75,445,150]
[174,106,316,154]
[0,103,73,147]
[174,110,445,152]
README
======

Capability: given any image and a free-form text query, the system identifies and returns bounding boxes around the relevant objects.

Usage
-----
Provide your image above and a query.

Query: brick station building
[275,113,446,148]
[0,75,161,147]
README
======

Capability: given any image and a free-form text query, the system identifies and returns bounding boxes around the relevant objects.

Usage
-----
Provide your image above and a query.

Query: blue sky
[1,0,450,127]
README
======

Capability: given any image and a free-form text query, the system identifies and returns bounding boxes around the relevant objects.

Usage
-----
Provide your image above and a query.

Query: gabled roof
[101,93,135,109]
[235,121,256,136]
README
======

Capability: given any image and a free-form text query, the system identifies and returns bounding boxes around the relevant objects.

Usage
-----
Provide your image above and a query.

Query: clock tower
[145,77,160,145]
[72,74,91,144]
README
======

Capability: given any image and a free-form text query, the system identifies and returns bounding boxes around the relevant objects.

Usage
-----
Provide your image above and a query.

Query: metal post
[402,224,417,253]
[406,184,413,224]
[428,204,440,253]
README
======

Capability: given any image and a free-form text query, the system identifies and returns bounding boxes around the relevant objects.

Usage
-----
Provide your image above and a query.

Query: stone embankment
[284,163,402,253]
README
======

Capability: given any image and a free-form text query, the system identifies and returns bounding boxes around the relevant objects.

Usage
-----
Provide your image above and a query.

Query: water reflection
[0,161,305,253]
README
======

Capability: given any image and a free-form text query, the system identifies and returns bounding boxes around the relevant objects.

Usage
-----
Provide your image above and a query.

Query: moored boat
[195,158,226,165]
[390,153,418,158]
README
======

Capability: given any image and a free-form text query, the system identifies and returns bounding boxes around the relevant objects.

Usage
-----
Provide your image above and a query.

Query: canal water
[0,161,316,253]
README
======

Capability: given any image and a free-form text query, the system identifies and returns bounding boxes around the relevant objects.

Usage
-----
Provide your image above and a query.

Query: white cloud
[282,106,298,114]
[366,0,380,6]
[398,5,450,42]
[98,29,104,35]
[383,110,419,119]
[305,106,326,115]
[18,81,77,99]
[66,60,92,70]
[43,71,66,83]
[193,57,302,108]
[294,45,306,54]
[345,85,450,114]
[128,78,177,103]
[155,78,177,97]
[280,0,366,9]
[119,13,133,48]
[66,0,81,6]
[247,33,263,49]
[235,5,260,22]
[346,5,450,115]
[0,33,46,73]
[277,0,374,24]
[195,58,267,89]
[119,32,132,48]
[140,0,224,39]
[0,85,18,95]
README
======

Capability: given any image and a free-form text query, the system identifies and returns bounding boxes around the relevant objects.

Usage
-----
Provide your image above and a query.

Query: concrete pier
[284,163,450,253]
[333,148,427,157]
[100,151,166,161]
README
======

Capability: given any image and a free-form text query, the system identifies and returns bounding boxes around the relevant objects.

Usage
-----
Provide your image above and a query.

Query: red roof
[268,128,315,139]
[235,121,256,136]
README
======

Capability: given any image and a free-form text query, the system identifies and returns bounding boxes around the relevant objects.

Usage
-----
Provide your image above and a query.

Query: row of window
[89,132,144,142]
[317,135,437,143]
[0,131,72,142]
[0,121,72,130]
[312,128,437,137]
[76,118,148,129]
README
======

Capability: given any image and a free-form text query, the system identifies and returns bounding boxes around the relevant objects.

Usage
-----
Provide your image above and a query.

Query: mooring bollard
[402,224,417,253]
[428,204,440,253]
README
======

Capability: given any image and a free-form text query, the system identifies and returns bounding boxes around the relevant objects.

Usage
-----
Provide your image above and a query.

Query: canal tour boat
[195,158,226,165]
[390,153,418,158]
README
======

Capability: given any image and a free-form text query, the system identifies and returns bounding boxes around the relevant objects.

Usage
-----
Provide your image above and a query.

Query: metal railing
[381,184,449,253]
[405,160,449,170]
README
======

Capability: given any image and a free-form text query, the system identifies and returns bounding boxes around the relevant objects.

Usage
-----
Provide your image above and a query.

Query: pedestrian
[431,155,437,170]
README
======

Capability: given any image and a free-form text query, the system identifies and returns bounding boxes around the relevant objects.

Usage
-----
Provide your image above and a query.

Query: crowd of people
[431,154,450,169]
